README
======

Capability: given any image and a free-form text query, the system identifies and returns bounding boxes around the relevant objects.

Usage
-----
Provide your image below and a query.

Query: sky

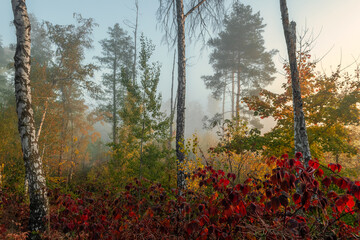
[1,0,360,133]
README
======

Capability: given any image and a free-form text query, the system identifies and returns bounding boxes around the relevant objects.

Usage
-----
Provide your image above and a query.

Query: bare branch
[184,0,207,19]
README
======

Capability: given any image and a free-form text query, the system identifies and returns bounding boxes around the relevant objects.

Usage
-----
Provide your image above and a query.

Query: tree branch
[184,0,207,19]
[36,99,48,142]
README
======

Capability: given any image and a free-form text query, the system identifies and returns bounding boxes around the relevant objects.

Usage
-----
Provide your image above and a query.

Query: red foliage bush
[1,153,360,239]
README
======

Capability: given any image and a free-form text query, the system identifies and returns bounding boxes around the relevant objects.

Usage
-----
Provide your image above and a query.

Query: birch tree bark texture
[175,0,187,191]
[11,0,49,236]
[279,0,311,166]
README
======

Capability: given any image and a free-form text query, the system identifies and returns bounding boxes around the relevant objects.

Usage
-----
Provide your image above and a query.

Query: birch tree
[157,0,224,190]
[279,0,311,165]
[11,0,48,236]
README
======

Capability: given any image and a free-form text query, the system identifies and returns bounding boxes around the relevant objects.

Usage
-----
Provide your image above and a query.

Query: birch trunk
[175,0,186,190]
[279,0,311,166]
[11,0,49,235]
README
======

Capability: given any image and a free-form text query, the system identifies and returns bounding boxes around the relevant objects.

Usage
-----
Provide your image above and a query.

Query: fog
[1,0,360,143]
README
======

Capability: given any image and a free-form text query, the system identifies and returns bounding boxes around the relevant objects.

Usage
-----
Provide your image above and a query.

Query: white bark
[11,0,49,235]
[175,0,187,191]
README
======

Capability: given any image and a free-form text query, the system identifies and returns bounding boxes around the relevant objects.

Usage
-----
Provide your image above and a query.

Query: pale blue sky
[1,0,360,130]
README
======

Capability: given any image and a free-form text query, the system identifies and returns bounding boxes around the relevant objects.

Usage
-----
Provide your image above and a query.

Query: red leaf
[220,178,230,187]
[346,195,355,210]
[218,170,225,176]
[80,214,88,222]
[309,160,320,169]
[335,196,347,213]
[295,215,306,223]
[114,213,121,220]
[336,178,348,190]
[237,201,246,216]
[293,193,301,205]
[328,163,341,172]
[199,215,210,226]
[315,169,324,177]
[185,223,194,235]
[322,177,331,188]
[289,174,296,188]
[295,152,303,159]
[336,164,342,173]
[224,205,234,218]
[294,160,303,168]
[242,185,250,196]
[244,178,252,184]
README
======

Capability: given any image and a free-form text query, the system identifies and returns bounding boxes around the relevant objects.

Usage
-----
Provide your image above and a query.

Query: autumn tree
[244,51,360,160]
[11,0,48,236]
[0,37,22,191]
[43,15,100,182]
[203,2,277,127]
[96,23,134,145]
[157,0,225,190]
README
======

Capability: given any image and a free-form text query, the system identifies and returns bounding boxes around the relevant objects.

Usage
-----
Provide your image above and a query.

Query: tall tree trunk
[169,49,176,149]
[58,92,68,177]
[11,0,49,236]
[236,67,241,125]
[222,76,226,134]
[231,70,235,119]
[112,59,117,144]
[280,0,311,166]
[175,0,186,191]
[132,0,139,84]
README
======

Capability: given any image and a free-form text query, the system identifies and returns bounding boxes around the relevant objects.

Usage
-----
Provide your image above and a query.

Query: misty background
[1,0,360,142]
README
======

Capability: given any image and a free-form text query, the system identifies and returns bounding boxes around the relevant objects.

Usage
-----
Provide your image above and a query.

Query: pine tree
[203,1,277,125]
[112,36,172,185]
[96,23,134,145]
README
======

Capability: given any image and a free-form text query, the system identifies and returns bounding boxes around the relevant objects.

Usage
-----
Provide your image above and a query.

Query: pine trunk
[231,71,235,119]
[11,0,49,236]
[175,0,186,190]
[280,0,311,166]
[112,59,117,144]
[132,0,139,84]
[169,49,176,149]
[236,67,241,125]
[222,77,226,134]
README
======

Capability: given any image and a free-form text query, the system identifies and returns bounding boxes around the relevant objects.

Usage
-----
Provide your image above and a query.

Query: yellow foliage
[180,134,274,193]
